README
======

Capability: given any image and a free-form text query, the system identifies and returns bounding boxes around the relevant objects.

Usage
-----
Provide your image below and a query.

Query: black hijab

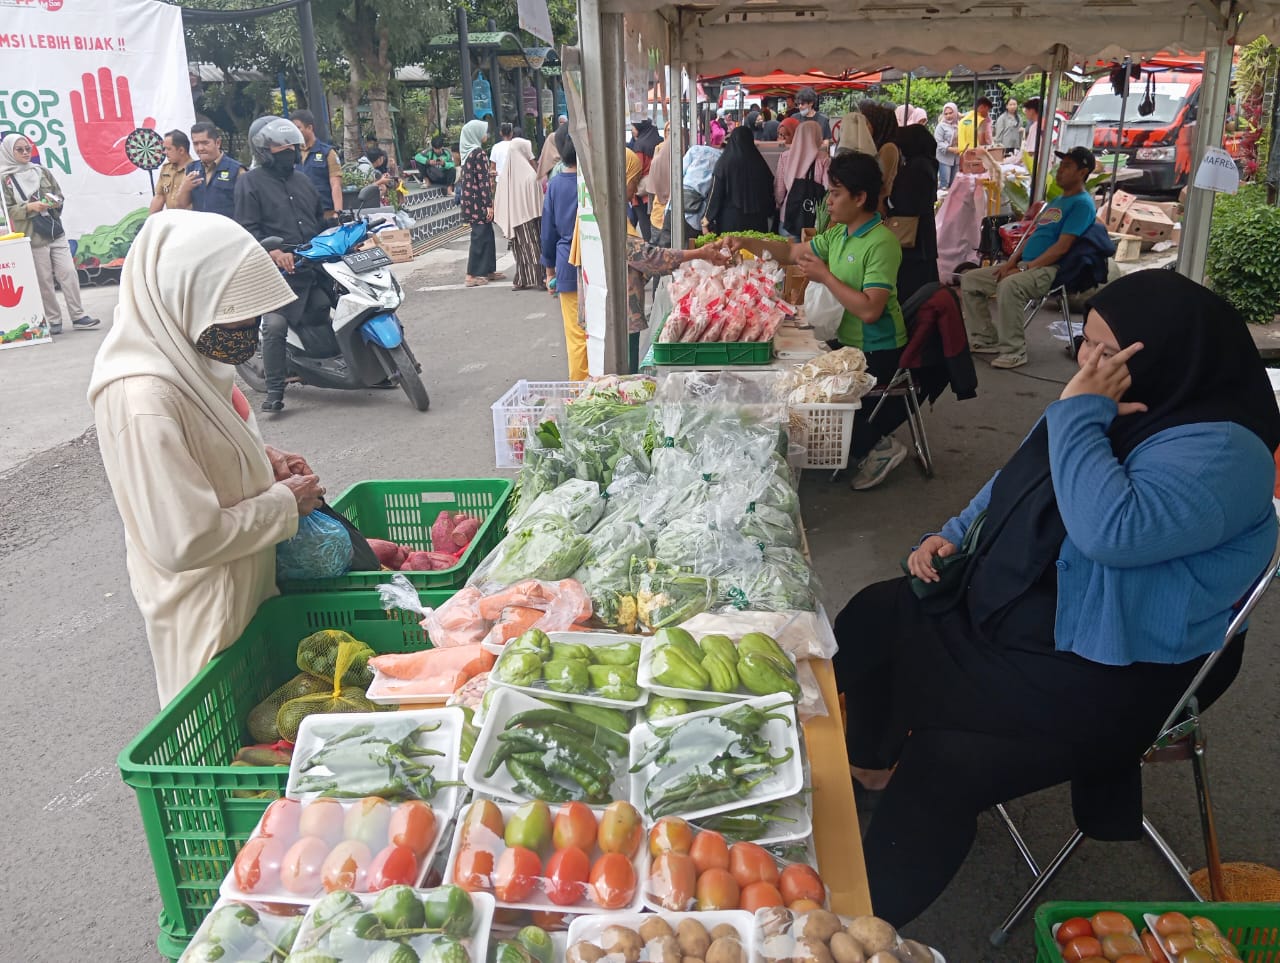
[967,269,1280,630]
[859,102,899,149]
[631,119,663,158]
[713,126,777,216]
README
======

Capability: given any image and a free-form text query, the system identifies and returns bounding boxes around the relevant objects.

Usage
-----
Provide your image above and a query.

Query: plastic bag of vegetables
[726,546,820,612]
[471,514,591,585]
[561,402,654,488]
[629,557,717,630]
[508,477,604,533]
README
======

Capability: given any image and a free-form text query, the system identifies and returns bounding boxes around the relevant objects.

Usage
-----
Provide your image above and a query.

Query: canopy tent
[700,69,881,93]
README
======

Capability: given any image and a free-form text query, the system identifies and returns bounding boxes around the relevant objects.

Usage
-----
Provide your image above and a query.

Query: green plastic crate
[118,589,454,960]
[1034,901,1280,962]
[650,338,774,366]
[279,477,512,593]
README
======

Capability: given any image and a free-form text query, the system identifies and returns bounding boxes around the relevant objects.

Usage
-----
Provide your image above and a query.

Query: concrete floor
[0,243,1276,962]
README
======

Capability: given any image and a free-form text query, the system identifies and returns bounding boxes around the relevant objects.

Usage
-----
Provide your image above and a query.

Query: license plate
[343,247,392,274]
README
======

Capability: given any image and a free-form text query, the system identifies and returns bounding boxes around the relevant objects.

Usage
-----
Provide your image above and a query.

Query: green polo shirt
[810,214,906,352]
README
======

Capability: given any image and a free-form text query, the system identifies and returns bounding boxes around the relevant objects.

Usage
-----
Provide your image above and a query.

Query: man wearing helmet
[234,116,331,412]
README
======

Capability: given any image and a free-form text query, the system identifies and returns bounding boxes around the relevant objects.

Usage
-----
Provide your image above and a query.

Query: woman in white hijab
[0,133,99,334]
[493,138,546,291]
[458,119,502,286]
[89,210,325,706]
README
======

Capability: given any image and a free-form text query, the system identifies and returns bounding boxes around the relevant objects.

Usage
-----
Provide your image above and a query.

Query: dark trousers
[850,347,908,462]
[422,165,456,187]
[832,577,1232,926]
[261,282,333,394]
[467,221,496,277]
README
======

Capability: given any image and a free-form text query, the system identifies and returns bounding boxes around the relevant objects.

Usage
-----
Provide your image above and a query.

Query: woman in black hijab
[833,270,1280,926]
[888,124,941,301]
[704,126,777,235]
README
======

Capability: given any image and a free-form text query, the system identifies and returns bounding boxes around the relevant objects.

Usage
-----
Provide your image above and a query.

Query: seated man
[960,146,1097,369]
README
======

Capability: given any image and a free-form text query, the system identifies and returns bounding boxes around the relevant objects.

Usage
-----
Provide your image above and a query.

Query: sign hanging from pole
[517,0,554,46]
[1193,146,1240,194]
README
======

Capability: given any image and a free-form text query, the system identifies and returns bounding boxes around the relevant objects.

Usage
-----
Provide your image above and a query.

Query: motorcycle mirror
[356,184,381,212]
[260,236,284,251]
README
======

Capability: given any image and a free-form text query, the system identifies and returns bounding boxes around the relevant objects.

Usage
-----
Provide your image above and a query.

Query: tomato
[1179,952,1217,963]
[779,863,825,906]
[1190,916,1221,936]
[649,816,695,858]
[530,910,570,931]
[298,798,346,846]
[505,800,553,852]
[453,845,495,892]
[321,839,372,892]
[279,835,329,896]
[789,899,824,913]
[259,798,302,839]
[1091,911,1136,938]
[649,851,698,911]
[1100,933,1144,959]
[462,799,505,847]
[1061,936,1104,963]
[1114,956,1151,963]
[690,831,730,874]
[554,802,599,853]
[1155,912,1192,937]
[1141,930,1171,963]
[387,801,436,858]
[343,797,393,851]
[1164,932,1196,956]
[728,842,779,889]
[740,880,785,912]
[494,846,541,902]
[233,835,285,893]
[597,801,643,858]
[1057,918,1096,945]
[695,867,741,911]
[544,845,590,906]
[368,843,420,892]
[589,852,637,909]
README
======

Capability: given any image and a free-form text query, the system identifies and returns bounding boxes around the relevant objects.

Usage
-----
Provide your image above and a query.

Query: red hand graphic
[0,275,23,308]
[70,68,156,176]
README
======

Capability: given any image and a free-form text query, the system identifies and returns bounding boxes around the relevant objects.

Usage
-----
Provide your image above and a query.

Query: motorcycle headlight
[1136,146,1175,161]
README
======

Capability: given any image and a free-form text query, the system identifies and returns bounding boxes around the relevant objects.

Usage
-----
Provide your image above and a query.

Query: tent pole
[1033,45,1069,206]
[669,16,686,248]
[1179,5,1235,283]
[458,7,475,122]
[488,18,503,128]
[1105,57,1133,226]
[904,72,912,120]
[1029,71,1048,204]
[297,1,329,141]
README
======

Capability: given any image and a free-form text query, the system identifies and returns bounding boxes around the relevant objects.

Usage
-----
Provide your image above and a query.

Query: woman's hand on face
[907,535,958,583]
[1061,340,1149,416]
[281,473,325,515]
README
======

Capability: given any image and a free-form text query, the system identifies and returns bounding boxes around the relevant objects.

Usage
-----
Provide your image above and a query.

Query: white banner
[0,236,52,349]
[0,0,196,247]
[577,174,607,377]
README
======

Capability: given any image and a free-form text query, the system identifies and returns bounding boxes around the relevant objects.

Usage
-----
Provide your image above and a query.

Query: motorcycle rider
[234,116,333,412]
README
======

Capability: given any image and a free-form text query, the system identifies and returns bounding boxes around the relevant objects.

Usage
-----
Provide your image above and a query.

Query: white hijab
[459,120,489,164]
[87,210,297,491]
[0,134,42,195]
[493,138,542,236]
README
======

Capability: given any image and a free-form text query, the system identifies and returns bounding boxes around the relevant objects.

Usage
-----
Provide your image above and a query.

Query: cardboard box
[374,228,414,263]
[1104,190,1139,231]
[1109,232,1143,263]
[1118,203,1175,248]
[1147,200,1183,223]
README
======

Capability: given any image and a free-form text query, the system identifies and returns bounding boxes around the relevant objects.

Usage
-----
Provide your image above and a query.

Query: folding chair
[1022,284,1082,358]
[989,532,1280,945]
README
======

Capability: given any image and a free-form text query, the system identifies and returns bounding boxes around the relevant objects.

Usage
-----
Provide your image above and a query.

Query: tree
[880,75,957,123]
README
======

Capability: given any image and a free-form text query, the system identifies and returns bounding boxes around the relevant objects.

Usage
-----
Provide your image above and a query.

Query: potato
[866,954,901,963]
[682,957,705,963]
[710,925,740,943]
[676,920,711,960]
[797,910,843,943]
[894,941,933,963]
[646,937,682,963]
[793,938,835,963]
[757,906,794,940]
[568,942,608,963]
[829,932,867,963]
[601,926,644,963]
[847,918,898,956]
[758,932,796,963]
[705,936,746,963]
[640,919,675,944]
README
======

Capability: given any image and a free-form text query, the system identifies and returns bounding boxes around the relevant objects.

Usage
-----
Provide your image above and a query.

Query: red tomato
[589,852,637,909]
[1141,930,1171,963]
[597,801,643,858]
[389,801,436,858]
[259,798,302,839]
[453,845,495,892]
[740,881,785,912]
[779,864,825,906]
[1061,936,1104,963]
[298,798,346,846]
[1056,918,1095,945]
[494,846,541,902]
[690,831,730,874]
[554,802,599,853]
[728,842,779,889]
[233,835,285,894]
[695,867,741,910]
[1091,911,1136,938]
[530,910,569,931]
[279,835,329,896]
[649,851,698,911]
[321,839,372,892]
[648,817,695,858]
[544,845,590,906]
[462,799,505,847]
[368,843,420,892]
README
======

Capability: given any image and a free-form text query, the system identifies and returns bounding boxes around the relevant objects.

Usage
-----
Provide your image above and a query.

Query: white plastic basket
[490,379,588,467]
[790,402,860,470]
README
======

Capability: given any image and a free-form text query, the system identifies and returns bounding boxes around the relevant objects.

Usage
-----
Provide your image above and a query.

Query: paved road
[1,242,1276,961]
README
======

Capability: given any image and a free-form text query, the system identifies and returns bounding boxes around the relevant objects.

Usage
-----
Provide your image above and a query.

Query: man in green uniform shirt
[730,152,910,490]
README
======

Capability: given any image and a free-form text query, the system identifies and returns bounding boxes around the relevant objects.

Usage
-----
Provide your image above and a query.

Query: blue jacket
[185,154,243,218]
[541,170,578,295]
[938,395,1277,666]
[1052,220,1116,293]
[299,140,338,210]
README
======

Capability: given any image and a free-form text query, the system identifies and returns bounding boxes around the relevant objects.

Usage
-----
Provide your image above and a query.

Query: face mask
[196,325,259,365]
[267,147,299,174]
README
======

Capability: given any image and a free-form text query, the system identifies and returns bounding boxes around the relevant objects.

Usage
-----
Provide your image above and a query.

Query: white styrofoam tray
[637,633,798,705]
[629,695,803,822]
[177,897,308,962]
[567,910,755,956]
[488,632,648,708]
[463,687,629,806]
[690,792,813,848]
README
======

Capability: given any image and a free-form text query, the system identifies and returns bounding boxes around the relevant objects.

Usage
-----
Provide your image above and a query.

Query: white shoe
[851,436,908,491]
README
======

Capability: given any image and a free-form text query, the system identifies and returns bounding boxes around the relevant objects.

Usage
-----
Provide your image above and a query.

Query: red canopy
[701,69,881,94]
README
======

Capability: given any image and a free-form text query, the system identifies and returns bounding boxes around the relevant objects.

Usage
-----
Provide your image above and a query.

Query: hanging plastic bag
[276,511,355,580]
[803,280,845,341]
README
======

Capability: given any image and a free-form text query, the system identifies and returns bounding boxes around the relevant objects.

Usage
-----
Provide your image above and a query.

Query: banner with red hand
[0,237,50,348]
[71,68,158,176]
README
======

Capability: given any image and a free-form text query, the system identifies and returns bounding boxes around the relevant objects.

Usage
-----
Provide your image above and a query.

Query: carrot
[492,606,545,644]
[556,579,594,623]
[476,580,550,621]
[461,648,497,678]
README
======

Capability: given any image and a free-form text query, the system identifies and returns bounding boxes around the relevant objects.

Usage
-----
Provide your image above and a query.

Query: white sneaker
[850,436,908,490]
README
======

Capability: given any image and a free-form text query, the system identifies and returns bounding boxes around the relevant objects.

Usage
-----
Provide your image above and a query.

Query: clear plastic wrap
[630,557,718,631]
[755,906,944,963]
[561,394,655,488]
[574,519,652,615]
[787,345,879,405]
[507,478,605,534]
[470,516,592,586]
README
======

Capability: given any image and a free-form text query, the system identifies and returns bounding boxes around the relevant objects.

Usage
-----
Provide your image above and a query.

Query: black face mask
[196,325,259,365]
[266,147,300,175]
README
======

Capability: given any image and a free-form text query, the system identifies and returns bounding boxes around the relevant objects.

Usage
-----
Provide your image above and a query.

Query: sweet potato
[368,538,408,568]
[451,514,481,548]
[402,550,459,571]
[430,511,458,549]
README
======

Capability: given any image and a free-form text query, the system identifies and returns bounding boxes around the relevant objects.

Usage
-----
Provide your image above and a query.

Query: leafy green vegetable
[692,230,788,249]
[491,516,591,582]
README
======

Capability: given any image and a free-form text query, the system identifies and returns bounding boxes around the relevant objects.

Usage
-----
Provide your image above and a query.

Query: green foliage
[1207,183,1280,324]
[879,75,957,123]
[1000,75,1074,108]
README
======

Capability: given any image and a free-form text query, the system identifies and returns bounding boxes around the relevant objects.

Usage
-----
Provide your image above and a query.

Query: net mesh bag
[246,671,331,743]
[1191,862,1280,901]
[296,629,375,688]
[277,640,380,742]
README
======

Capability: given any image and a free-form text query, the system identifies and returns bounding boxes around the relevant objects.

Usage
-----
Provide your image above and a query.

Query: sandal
[486,272,507,281]
[465,276,488,287]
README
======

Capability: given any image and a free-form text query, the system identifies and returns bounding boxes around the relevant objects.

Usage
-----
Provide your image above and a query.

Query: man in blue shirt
[179,122,244,219]
[961,146,1097,368]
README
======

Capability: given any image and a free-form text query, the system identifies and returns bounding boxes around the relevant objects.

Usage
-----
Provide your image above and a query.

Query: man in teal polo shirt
[731,151,911,490]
